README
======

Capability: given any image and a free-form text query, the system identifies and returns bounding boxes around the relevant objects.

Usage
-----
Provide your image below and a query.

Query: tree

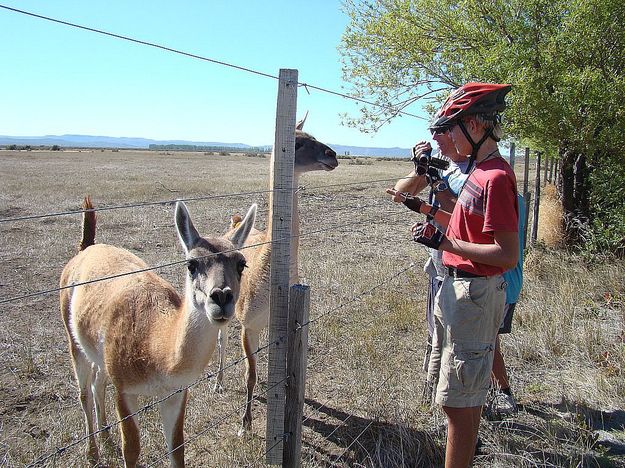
[340,0,625,253]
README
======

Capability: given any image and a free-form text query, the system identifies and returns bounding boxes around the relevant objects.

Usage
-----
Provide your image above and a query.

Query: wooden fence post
[523,192,532,251]
[553,158,559,183]
[283,284,310,468]
[266,68,298,465]
[523,147,530,196]
[531,151,542,246]
[509,142,516,170]
[543,152,549,186]
[548,154,555,183]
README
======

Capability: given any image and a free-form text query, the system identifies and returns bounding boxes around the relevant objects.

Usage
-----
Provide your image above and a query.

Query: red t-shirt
[442,157,519,276]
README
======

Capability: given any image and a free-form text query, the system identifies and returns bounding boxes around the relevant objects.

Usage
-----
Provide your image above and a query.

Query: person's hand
[386,189,423,213]
[425,166,441,184]
[385,187,407,203]
[411,141,432,160]
[411,222,446,249]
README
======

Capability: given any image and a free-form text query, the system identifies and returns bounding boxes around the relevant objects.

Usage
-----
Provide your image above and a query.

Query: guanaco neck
[166,286,220,374]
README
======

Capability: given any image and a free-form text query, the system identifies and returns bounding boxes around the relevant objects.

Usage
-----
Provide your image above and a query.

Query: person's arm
[387,171,428,202]
[414,201,453,228]
[440,230,519,270]
[432,187,457,212]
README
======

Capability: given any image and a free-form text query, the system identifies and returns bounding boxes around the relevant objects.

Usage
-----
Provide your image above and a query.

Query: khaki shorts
[428,274,507,408]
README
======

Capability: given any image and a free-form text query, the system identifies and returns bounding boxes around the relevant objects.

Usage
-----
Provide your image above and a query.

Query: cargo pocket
[452,341,493,393]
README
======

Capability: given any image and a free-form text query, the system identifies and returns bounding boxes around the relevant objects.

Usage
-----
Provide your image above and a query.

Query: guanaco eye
[237,260,247,276]
[187,259,199,276]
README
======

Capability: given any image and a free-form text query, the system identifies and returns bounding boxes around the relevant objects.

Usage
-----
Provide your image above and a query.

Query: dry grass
[0,149,623,467]
[537,184,565,248]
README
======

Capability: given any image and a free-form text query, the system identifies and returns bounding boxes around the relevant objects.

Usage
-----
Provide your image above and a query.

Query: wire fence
[0,4,553,466]
[0,167,418,466]
[0,4,427,122]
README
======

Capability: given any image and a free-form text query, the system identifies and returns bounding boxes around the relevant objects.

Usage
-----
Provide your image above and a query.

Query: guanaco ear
[175,201,201,254]
[295,111,308,130]
[229,203,257,249]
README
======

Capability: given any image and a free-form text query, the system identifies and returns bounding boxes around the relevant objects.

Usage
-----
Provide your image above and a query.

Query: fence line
[4,147,551,465]
[24,258,415,466]
[0,6,557,460]
[0,4,426,121]
[146,375,290,468]
[0,176,409,225]
[0,208,408,306]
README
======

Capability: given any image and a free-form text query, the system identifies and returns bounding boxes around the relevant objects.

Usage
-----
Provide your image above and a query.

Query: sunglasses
[431,127,450,135]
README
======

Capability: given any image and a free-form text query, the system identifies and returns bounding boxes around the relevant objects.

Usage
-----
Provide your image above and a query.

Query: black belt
[447,266,485,278]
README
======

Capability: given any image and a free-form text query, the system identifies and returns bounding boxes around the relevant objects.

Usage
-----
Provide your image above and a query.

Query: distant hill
[0,134,412,158]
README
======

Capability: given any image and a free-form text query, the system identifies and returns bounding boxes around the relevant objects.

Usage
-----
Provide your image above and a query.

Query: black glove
[412,222,446,249]
[425,167,441,185]
[402,195,423,213]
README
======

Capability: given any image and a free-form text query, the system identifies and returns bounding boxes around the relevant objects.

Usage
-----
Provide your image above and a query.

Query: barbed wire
[332,420,375,467]
[25,255,415,466]
[0,208,410,306]
[26,334,279,467]
[0,176,419,225]
[322,373,394,466]
[0,4,427,121]
[0,189,275,224]
[146,375,290,468]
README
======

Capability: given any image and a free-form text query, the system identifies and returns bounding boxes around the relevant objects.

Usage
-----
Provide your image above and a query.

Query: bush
[583,157,625,257]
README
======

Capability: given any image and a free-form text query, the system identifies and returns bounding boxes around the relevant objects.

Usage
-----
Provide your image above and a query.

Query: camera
[411,148,449,177]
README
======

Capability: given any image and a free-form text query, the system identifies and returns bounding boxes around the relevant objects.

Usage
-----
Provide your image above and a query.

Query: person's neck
[475,144,500,164]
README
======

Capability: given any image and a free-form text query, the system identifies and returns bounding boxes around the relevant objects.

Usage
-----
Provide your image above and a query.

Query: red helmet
[430,82,512,131]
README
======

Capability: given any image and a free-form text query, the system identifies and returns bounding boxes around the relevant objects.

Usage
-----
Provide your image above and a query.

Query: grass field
[0,148,623,467]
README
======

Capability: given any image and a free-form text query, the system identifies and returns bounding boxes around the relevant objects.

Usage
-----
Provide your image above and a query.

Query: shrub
[584,157,625,257]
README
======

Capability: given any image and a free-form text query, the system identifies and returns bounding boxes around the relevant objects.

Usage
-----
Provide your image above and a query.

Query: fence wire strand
[0,4,426,121]
[0,175,417,225]
[26,335,279,467]
[25,256,414,466]
[0,208,410,306]
[146,376,290,468]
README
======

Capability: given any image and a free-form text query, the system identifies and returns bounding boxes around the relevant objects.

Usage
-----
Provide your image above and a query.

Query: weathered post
[548,154,555,183]
[523,147,530,195]
[283,284,310,468]
[509,142,516,170]
[522,147,531,249]
[266,68,298,465]
[531,151,542,245]
[523,192,532,251]
[543,152,549,187]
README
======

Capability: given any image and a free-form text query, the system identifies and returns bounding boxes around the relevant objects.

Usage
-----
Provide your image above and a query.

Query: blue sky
[0,1,432,148]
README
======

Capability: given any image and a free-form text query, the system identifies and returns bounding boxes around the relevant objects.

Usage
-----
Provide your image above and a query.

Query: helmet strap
[458,119,495,174]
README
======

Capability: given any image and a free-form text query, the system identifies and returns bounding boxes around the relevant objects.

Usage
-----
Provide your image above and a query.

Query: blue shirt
[504,194,525,304]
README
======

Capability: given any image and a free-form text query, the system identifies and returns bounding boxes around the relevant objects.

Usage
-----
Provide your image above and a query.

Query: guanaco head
[175,202,257,324]
[294,113,339,175]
